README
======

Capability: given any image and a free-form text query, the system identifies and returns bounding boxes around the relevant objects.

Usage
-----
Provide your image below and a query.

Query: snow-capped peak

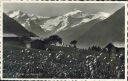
[93,12,110,20]
[65,10,82,15]
[112,42,125,48]
[7,10,49,20]
[7,10,24,18]
[64,10,84,18]
[97,12,110,18]
[81,12,110,23]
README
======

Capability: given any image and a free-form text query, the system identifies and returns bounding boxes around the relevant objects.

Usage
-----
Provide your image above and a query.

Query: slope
[78,7,125,48]
[3,13,37,37]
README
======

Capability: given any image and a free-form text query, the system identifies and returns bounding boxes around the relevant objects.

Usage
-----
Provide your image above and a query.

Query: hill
[3,13,36,37]
[77,7,125,48]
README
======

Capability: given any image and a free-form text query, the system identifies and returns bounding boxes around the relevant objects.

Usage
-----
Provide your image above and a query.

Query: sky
[3,3,124,17]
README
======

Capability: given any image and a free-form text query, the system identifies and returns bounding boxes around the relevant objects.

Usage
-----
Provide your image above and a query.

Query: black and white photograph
[2,2,125,79]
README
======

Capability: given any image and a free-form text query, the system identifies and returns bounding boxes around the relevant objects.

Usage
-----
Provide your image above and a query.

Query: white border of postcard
[0,1,127,81]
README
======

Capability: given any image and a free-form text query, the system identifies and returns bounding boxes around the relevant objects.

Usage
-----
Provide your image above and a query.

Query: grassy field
[3,43,125,79]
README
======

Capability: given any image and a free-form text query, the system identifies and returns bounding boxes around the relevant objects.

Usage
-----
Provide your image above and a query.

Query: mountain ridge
[3,13,37,37]
[77,7,125,48]
[6,10,110,37]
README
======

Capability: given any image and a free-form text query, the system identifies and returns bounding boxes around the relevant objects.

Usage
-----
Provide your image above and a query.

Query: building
[31,39,46,50]
[104,42,125,53]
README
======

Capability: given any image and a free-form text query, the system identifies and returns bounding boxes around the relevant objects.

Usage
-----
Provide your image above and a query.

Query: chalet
[104,42,125,53]
[24,37,44,49]
[31,39,46,50]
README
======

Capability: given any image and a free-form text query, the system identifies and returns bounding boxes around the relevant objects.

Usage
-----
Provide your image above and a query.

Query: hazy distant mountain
[3,13,36,37]
[77,7,125,48]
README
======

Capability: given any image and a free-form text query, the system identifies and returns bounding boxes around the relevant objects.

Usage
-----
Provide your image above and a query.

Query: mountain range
[6,10,110,36]
[4,7,125,48]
